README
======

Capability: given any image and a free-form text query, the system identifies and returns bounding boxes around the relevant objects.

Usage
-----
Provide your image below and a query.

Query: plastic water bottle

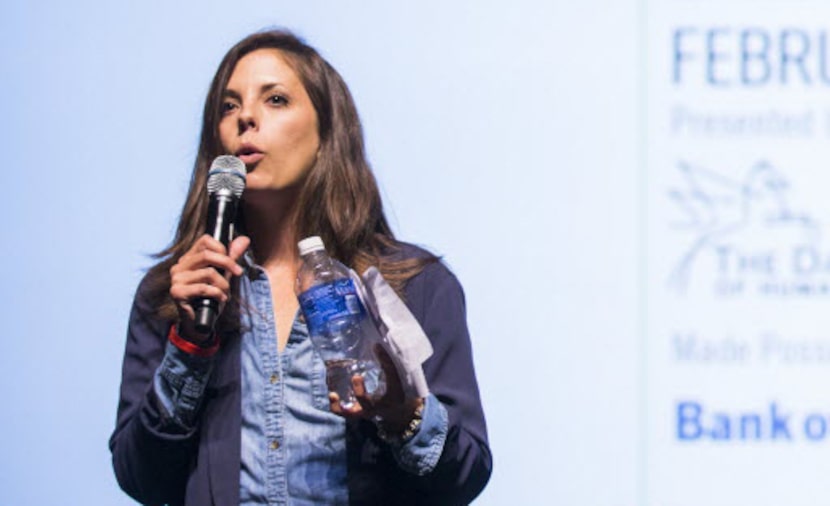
[296,236,385,408]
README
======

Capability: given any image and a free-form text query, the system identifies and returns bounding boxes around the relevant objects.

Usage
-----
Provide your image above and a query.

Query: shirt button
[270,373,279,384]
[270,440,280,450]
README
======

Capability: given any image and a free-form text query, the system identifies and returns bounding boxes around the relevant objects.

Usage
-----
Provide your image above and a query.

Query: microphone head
[207,155,247,198]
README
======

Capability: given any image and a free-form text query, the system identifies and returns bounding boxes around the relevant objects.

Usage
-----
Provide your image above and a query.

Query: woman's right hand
[169,234,251,342]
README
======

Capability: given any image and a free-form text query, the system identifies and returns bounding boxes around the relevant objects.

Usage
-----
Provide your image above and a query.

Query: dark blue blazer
[110,252,492,505]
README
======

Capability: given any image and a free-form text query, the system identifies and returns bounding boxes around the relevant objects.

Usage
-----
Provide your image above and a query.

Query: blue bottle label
[298,278,366,335]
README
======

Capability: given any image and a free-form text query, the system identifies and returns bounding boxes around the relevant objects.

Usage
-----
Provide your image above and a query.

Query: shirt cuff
[389,393,448,476]
[153,341,215,431]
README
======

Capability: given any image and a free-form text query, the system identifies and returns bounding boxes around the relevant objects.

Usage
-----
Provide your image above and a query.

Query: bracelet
[168,324,220,358]
[376,398,425,445]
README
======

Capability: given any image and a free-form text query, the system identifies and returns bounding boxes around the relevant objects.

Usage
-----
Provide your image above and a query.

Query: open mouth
[235,145,264,166]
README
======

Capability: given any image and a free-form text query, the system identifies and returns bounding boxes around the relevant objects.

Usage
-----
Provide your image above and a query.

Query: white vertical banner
[646,1,830,504]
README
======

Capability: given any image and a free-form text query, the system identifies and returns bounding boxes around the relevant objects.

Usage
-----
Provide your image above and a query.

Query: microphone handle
[194,193,238,334]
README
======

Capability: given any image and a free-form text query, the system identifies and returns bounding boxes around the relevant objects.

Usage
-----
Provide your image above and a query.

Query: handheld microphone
[194,155,247,333]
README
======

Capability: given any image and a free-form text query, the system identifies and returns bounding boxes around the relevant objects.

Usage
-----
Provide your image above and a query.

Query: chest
[236,286,350,505]
[265,272,298,352]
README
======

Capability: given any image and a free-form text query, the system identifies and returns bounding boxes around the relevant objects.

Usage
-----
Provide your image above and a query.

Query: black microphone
[193,155,247,333]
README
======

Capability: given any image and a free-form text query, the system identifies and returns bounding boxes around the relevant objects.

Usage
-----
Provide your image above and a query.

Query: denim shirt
[153,265,449,505]
[238,266,348,505]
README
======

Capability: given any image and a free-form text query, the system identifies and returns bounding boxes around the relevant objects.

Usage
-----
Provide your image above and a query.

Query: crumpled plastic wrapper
[349,266,432,399]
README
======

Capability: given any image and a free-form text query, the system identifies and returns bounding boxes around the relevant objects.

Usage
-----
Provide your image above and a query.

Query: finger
[170,268,230,302]
[352,374,374,408]
[352,375,384,420]
[374,344,404,400]
[171,283,229,304]
[174,235,230,269]
[174,262,232,283]
[328,393,344,415]
[176,248,242,275]
[328,393,365,419]
[352,374,367,397]
[228,236,251,264]
[173,265,231,289]
[193,234,230,254]
[176,301,196,322]
[222,236,249,281]
[342,402,365,418]
[375,345,396,375]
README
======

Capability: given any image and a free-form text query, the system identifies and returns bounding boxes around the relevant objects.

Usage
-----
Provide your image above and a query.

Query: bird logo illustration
[667,160,817,292]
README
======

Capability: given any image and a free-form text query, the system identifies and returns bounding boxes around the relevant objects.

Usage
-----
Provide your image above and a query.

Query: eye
[221,101,238,115]
[268,94,288,106]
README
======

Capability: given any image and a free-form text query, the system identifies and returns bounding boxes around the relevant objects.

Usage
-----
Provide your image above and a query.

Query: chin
[242,181,304,200]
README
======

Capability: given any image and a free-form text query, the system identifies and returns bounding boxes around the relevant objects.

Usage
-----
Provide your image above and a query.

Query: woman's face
[219,49,320,195]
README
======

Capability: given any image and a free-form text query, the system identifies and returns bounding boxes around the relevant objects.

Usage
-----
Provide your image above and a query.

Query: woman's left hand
[328,345,423,434]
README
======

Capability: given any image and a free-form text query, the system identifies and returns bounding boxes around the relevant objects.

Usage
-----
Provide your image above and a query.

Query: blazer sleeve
[109,276,199,506]
[405,261,493,504]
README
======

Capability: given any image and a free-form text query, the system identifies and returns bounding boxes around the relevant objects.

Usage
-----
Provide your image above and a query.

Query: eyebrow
[222,82,286,100]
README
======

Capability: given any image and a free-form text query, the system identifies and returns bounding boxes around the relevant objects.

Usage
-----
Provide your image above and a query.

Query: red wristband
[168,324,220,358]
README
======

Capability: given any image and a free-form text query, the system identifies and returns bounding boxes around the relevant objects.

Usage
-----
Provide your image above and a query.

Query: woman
[110,29,491,505]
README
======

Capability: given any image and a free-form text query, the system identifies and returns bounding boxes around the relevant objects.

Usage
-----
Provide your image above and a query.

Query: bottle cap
[297,236,325,256]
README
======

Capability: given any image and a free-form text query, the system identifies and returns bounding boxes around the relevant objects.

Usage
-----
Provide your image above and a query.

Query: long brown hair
[144,29,435,328]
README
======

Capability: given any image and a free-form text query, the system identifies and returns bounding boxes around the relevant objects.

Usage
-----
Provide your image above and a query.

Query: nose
[237,104,258,134]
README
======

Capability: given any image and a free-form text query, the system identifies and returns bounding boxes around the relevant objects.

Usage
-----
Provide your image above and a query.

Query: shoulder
[131,269,156,313]
[384,240,436,263]
[130,264,172,326]
[134,264,164,302]
[391,240,459,285]
[391,241,465,315]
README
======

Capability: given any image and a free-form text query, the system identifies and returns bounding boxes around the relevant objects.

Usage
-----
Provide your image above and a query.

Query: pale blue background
[0,1,640,504]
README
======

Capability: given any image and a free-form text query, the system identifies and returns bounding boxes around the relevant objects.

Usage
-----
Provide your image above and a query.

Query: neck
[242,190,301,269]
